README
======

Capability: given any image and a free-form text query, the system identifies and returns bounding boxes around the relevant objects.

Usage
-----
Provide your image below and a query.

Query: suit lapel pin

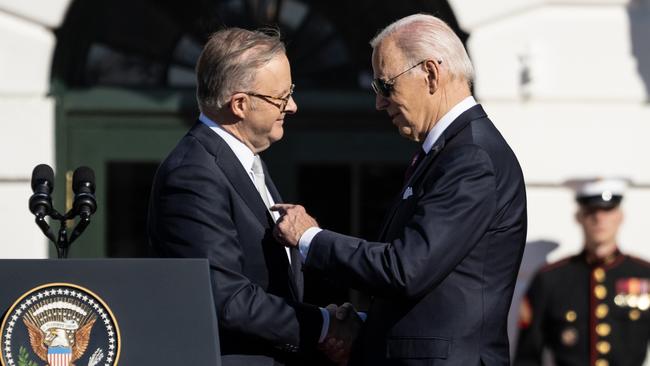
[402,187,413,200]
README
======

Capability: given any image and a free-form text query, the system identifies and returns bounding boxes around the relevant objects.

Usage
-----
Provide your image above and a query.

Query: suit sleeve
[305,144,497,298]
[513,274,548,366]
[149,161,322,352]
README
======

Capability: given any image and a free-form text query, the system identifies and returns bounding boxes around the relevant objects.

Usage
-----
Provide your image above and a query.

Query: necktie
[252,155,273,214]
[253,155,291,265]
[404,149,426,184]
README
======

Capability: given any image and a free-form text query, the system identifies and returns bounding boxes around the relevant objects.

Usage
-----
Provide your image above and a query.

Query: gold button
[565,310,577,322]
[596,341,611,354]
[596,304,609,318]
[595,359,609,366]
[594,285,607,299]
[629,309,641,321]
[596,323,611,336]
[593,268,606,282]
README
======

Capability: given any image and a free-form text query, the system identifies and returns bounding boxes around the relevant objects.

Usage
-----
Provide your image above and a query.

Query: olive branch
[16,346,37,366]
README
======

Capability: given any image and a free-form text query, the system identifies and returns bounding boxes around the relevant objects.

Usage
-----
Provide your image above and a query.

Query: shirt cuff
[298,227,322,262]
[318,307,330,343]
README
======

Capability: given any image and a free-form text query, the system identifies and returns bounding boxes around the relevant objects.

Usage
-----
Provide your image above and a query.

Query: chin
[269,127,284,143]
[398,127,418,141]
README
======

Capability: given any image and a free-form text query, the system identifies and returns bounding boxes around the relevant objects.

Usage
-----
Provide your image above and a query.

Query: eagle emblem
[1,284,119,366]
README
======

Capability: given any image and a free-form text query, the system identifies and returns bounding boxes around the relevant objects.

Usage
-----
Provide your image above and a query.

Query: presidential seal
[1,283,120,366]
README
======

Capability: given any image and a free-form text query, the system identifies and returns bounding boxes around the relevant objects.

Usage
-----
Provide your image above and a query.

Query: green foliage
[17,346,38,366]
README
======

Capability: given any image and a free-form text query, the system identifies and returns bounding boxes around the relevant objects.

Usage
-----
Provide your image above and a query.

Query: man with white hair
[514,178,650,366]
[273,14,527,365]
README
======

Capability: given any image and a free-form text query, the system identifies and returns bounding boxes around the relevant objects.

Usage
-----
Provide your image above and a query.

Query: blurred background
[1,0,650,360]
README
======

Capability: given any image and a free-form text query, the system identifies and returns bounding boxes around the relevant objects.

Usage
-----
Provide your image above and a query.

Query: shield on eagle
[47,346,72,366]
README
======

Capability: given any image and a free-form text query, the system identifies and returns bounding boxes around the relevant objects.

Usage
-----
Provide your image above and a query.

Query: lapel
[378,104,488,240]
[188,121,271,228]
[190,122,303,299]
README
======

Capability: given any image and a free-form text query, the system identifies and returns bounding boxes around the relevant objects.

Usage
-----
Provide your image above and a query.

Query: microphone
[72,166,97,219]
[29,164,55,218]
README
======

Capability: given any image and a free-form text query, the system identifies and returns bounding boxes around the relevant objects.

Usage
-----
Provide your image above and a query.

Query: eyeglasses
[242,84,295,113]
[371,59,441,98]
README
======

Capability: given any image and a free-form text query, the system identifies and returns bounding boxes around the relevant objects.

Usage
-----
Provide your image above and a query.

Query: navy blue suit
[148,122,322,366]
[305,105,527,365]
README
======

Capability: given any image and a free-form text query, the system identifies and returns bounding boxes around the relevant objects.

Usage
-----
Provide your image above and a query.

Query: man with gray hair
[273,14,528,365]
[148,27,359,366]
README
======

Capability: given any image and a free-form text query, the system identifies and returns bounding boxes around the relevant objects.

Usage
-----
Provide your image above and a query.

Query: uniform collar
[582,247,624,268]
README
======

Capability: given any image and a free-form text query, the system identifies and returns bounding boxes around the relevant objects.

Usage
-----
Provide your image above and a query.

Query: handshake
[319,302,364,365]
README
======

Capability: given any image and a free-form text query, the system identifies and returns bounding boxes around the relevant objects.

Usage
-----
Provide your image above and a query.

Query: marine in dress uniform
[515,178,650,366]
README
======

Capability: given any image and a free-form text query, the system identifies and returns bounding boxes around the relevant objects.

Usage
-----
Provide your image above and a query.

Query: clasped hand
[320,302,362,365]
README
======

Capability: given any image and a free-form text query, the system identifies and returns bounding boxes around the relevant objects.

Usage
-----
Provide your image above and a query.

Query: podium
[0,259,221,365]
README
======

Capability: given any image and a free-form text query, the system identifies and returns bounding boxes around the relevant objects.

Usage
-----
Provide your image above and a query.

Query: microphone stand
[37,209,92,259]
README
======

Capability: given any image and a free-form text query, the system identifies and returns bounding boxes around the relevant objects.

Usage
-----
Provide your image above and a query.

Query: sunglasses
[371,59,441,98]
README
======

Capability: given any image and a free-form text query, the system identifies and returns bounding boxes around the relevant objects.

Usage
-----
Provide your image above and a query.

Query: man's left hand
[271,204,318,247]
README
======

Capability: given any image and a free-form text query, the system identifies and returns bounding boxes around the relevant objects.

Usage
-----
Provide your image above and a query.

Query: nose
[375,94,389,111]
[284,96,298,114]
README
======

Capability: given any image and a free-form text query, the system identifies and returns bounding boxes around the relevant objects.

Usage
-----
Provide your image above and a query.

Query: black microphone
[72,166,97,219]
[29,164,55,218]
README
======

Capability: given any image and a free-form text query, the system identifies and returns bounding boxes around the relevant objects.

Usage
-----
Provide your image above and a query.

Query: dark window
[106,162,158,257]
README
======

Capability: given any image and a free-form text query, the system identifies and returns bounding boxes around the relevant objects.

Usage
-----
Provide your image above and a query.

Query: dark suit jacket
[305,104,527,365]
[148,121,322,366]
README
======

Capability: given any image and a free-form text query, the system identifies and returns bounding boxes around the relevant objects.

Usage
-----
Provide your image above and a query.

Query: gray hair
[196,27,286,112]
[370,14,473,84]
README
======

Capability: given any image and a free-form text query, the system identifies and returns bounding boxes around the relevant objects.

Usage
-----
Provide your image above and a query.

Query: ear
[424,59,440,94]
[229,93,249,119]
[575,209,582,224]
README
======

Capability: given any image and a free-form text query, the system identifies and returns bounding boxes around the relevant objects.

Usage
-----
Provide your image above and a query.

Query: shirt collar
[421,96,477,154]
[199,113,256,174]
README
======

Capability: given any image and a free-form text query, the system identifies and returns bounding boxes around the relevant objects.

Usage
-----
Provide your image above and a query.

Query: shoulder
[154,132,229,189]
[623,254,650,273]
[535,255,582,279]
[436,143,494,171]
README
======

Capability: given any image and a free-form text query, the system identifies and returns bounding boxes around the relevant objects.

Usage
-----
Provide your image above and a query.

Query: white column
[0,0,71,258]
